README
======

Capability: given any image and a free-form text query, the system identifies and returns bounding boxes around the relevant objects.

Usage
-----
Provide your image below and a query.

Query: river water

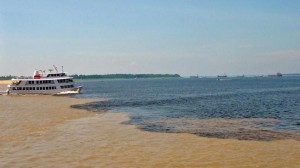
[73,76,300,141]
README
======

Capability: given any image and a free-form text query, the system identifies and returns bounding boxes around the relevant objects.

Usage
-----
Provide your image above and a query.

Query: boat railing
[15,76,33,79]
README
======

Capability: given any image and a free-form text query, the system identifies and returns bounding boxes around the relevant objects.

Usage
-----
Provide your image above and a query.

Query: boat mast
[53,65,58,73]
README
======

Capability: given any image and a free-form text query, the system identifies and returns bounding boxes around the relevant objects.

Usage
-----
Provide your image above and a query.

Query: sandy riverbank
[0,90,299,167]
[0,80,10,85]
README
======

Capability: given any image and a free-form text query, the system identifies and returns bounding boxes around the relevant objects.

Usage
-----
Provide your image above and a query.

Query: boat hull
[7,86,82,95]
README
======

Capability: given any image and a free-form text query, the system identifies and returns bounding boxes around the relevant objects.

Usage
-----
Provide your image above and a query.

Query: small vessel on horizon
[190,75,199,79]
[268,72,283,77]
[217,74,227,78]
[6,66,82,95]
[217,74,227,80]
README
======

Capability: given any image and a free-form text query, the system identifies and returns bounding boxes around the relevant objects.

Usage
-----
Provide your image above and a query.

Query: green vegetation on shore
[0,75,14,80]
[70,74,181,80]
[0,74,180,80]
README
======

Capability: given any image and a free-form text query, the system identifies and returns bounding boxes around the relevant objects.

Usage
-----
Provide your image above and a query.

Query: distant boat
[268,72,283,77]
[217,74,227,80]
[190,75,199,79]
[217,74,227,78]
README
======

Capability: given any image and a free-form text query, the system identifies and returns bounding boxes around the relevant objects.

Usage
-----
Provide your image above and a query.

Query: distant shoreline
[0,74,181,81]
[70,74,181,80]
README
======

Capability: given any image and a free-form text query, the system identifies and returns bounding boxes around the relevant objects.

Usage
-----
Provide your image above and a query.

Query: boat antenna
[62,66,64,73]
[48,69,53,73]
[53,65,58,73]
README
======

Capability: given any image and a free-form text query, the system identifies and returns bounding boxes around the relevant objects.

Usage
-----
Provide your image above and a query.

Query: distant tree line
[0,75,14,80]
[70,74,181,79]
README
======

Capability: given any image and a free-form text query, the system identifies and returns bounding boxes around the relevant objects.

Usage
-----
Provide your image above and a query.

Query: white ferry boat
[7,67,82,95]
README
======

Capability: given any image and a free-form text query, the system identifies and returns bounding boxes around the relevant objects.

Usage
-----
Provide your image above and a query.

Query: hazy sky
[1,0,300,76]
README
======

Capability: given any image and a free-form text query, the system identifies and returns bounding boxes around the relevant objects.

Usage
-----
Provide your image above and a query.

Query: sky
[0,0,300,76]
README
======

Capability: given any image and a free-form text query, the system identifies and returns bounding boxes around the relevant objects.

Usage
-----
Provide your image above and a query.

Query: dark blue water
[72,77,300,140]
